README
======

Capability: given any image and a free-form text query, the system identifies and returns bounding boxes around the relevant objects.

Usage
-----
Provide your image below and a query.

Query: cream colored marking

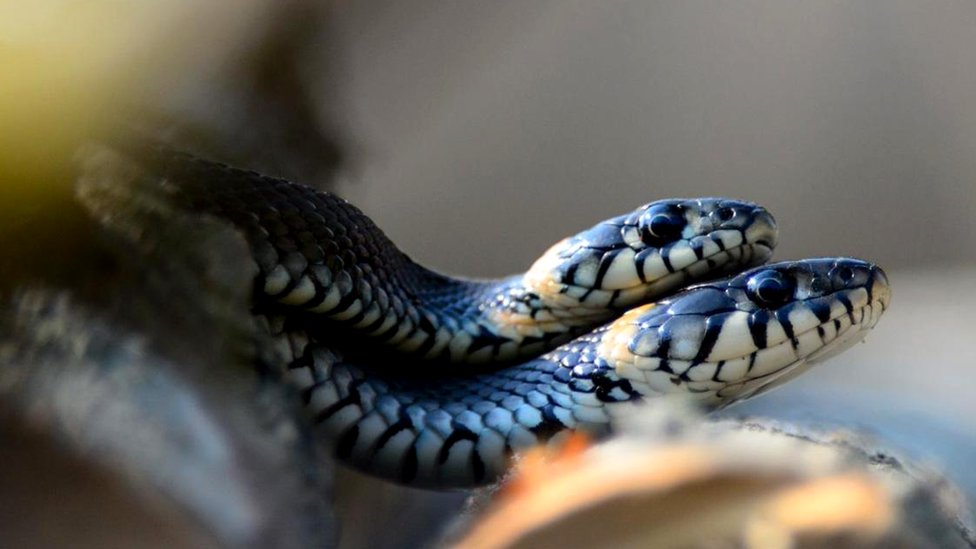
[665,241,697,270]
[806,323,864,363]
[764,317,788,347]
[786,305,819,335]
[309,284,342,312]
[595,303,657,364]
[599,248,638,289]
[631,325,661,357]
[447,331,474,359]
[278,275,315,305]
[641,256,669,282]
[706,311,757,361]
[264,264,290,294]
[310,264,332,287]
[578,290,614,308]
[367,311,399,336]
[686,379,724,392]
[613,363,655,397]
[644,369,683,395]
[423,327,453,359]
[716,356,751,383]
[523,238,568,287]
[749,340,797,378]
[793,329,823,358]
[351,302,382,329]
[560,286,587,301]
[398,329,429,353]
[685,259,715,278]
[818,318,838,342]
[572,260,599,287]
[686,361,718,382]
[713,229,744,249]
[621,225,642,248]
[614,285,652,307]
[533,309,556,322]
[331,298,363,321]
[828,299,848,319]
[743,224,768,246]
[698,237,720,258]
[834,315,852,333]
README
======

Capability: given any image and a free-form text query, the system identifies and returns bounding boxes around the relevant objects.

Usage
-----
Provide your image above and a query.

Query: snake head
[523,198,778,315]
[599,258,891,408]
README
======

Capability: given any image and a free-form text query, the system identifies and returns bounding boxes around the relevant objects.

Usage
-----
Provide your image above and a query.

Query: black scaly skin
[276,259,890,488]
[136,148,778,367]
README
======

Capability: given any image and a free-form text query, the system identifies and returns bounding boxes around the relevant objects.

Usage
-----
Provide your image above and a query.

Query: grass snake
[132,148,890,488]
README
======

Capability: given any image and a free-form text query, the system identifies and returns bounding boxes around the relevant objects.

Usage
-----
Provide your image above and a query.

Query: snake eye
[638,205,686,246]
[713,207,735,223]
[746,270,795,308]
[830,266,856,288]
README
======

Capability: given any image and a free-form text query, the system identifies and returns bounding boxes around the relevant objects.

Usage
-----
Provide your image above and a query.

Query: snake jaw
[291,258,889,488]
[599,259,890,409]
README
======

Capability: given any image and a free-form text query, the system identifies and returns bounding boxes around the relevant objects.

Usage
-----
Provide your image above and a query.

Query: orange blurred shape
[501,432,592,498]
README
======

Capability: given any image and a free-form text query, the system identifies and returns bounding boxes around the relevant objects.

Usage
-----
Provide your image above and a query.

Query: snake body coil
[129,148,889,488]
[277,258,890,487]
[144,150,777,366]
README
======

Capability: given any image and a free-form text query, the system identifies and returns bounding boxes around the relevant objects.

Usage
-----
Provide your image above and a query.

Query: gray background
[322,0,976,275]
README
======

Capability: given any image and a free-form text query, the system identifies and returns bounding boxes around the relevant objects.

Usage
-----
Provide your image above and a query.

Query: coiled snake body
[149,150,777,367]
[139,149,890,488]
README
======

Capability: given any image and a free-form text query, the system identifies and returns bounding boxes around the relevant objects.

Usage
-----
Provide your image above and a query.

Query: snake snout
[869,265,892,311]
[746,207,779,251]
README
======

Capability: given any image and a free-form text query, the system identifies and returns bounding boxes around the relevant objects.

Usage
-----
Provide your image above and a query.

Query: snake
[139,148,777,366]
[273,257,890,487]
[127,149,889,489]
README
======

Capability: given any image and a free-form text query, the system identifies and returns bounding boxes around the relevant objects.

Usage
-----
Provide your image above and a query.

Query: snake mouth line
[711,296,884,404]
[618,239,772,305]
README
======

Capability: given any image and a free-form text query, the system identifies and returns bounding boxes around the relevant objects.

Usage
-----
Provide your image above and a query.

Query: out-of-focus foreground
[1,1,974,548]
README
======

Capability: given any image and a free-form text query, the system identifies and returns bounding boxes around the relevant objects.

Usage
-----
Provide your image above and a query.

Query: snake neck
[273,318,639,487]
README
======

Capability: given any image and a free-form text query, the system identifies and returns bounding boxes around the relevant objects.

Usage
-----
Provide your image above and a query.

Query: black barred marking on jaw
[280,258,889,488]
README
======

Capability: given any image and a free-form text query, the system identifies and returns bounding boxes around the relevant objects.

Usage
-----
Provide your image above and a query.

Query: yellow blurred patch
[0,1,270,184]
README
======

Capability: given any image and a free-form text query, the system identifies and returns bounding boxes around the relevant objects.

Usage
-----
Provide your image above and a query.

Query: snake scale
[134,147,890,488]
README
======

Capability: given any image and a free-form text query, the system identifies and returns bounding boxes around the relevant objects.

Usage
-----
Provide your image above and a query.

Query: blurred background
[2,1,975,547]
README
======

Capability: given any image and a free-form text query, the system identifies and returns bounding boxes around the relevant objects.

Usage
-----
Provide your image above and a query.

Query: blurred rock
[446,403,975,549]
[0,148,336,547]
